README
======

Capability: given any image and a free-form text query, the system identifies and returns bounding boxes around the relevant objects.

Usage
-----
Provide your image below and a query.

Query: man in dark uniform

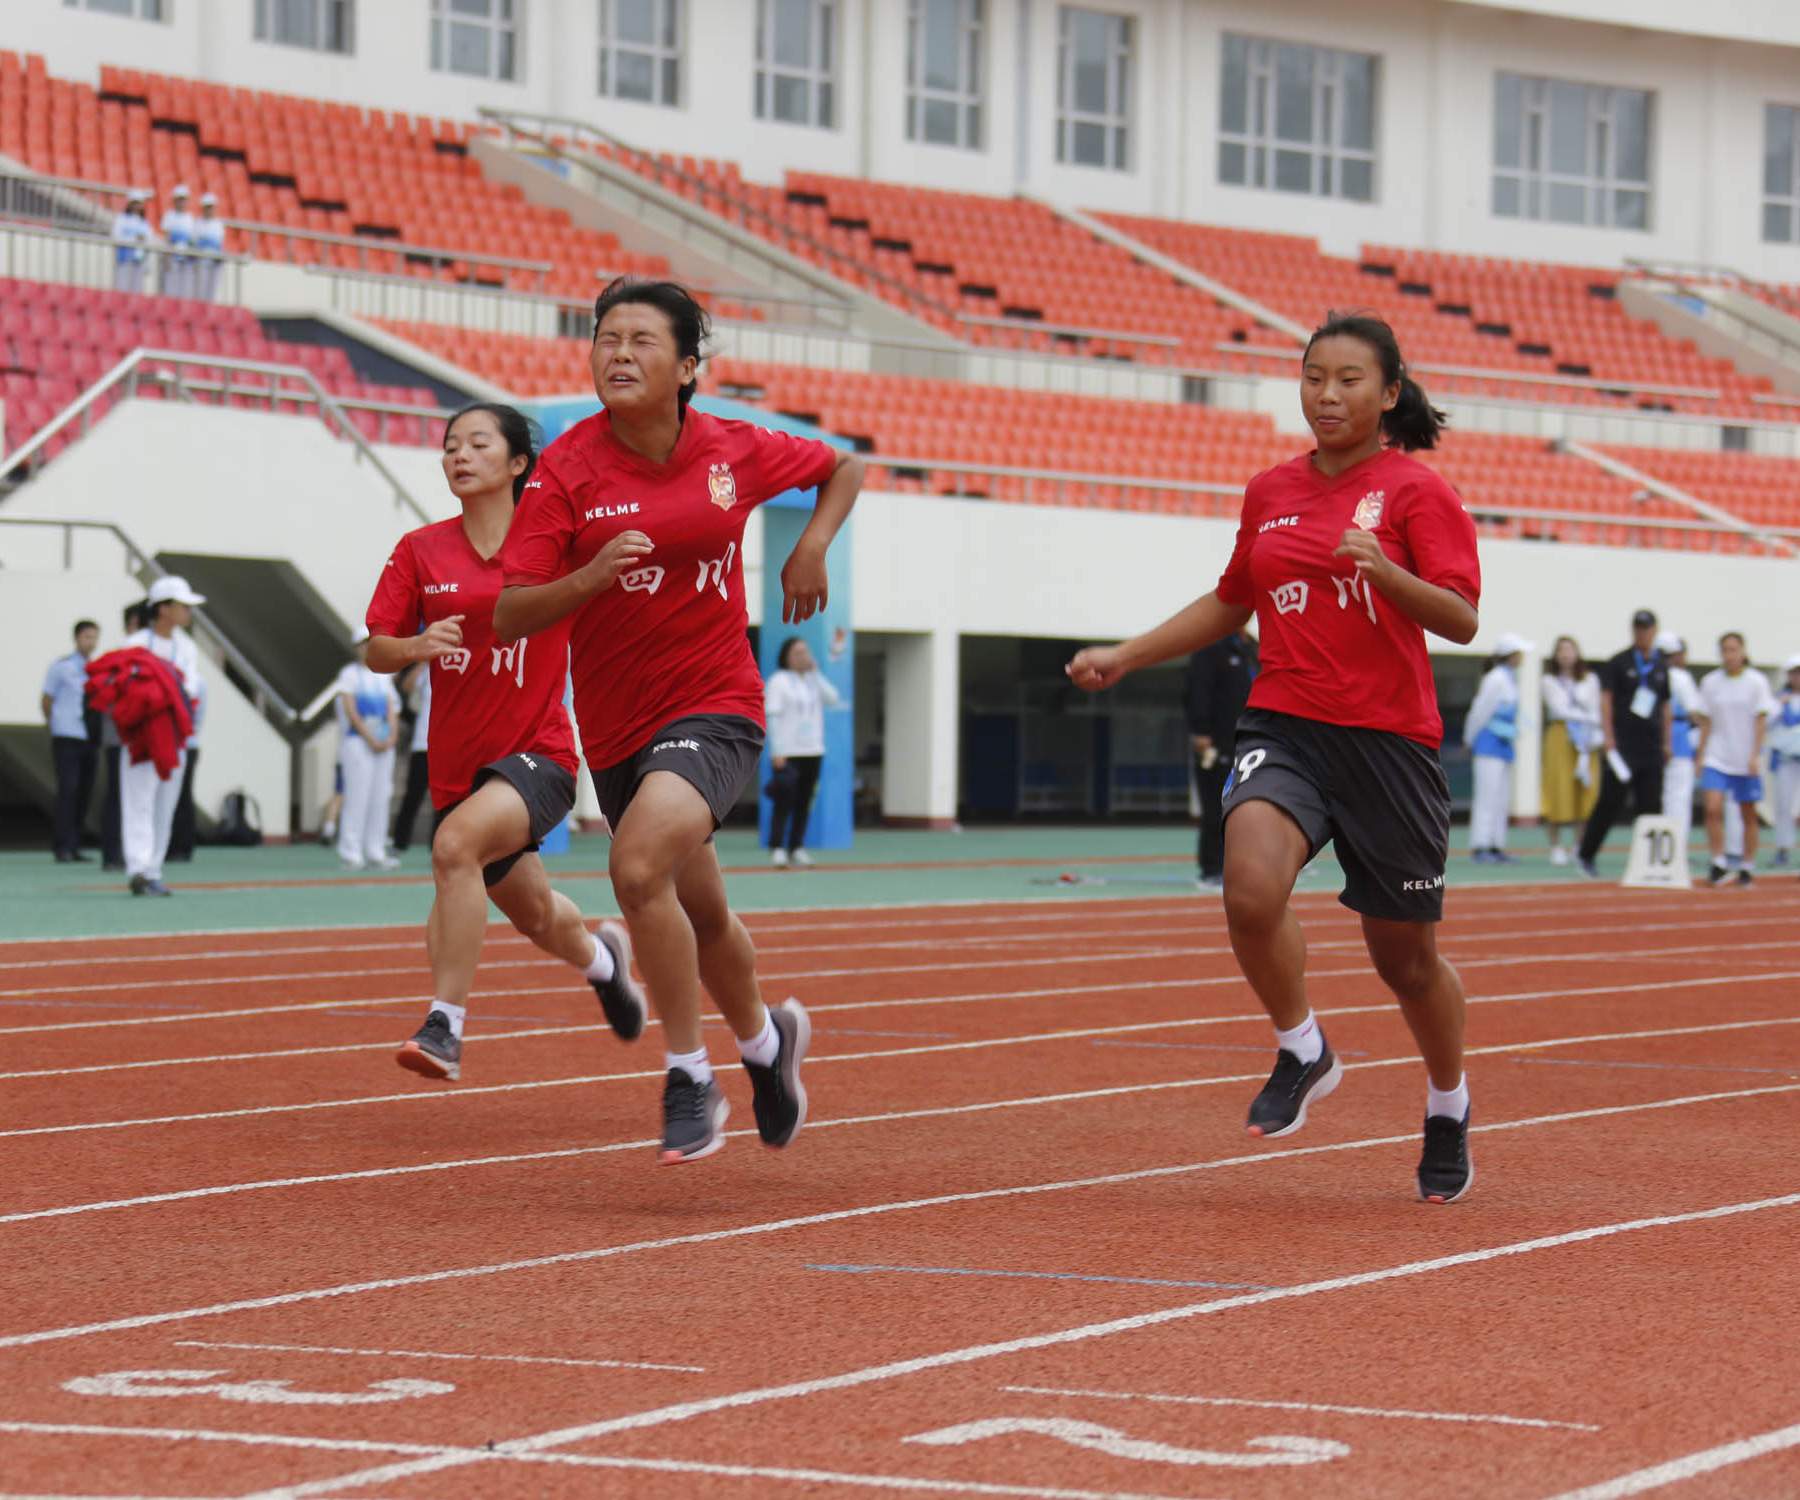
[1184,629,1256,890]
[1576,607,1672,878]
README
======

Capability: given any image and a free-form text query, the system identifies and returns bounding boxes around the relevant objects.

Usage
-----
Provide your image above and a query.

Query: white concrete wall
[21,0,1800,279]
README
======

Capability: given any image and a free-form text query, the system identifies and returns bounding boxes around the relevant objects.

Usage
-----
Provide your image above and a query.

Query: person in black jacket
[1576,607,1672,878]
[1184,630,1257,890]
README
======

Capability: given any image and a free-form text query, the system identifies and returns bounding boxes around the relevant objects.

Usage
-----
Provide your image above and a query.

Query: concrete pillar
[882,628,959,827]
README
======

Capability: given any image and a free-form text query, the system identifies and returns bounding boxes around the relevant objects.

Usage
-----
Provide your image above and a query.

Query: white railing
[0,349,440,520]
[0,216,248,304]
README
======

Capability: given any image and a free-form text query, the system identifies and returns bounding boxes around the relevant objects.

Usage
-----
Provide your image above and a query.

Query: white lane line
[1542,1420,1800,1499]
[172,1338,702,1373]
[1000,1384,1600,1432]
[0,1424,1205,1500]
[3,1082,1794,1352]
[10,962,1800,1085]
[241,1192,1800,1500]
[6,1017,1796,1226]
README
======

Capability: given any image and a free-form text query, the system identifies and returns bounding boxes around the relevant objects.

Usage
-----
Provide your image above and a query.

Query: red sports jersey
[501,408,838,769]
[1215,447,1480,748]
[366,516,578,809]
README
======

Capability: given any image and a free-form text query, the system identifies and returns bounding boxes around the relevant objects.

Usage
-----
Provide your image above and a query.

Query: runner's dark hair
[1305,311,1446,451]
[443,402,540,504]
[593,276,710,414]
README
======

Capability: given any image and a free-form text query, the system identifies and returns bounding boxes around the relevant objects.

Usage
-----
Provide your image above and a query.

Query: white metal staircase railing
[0,348,439,524]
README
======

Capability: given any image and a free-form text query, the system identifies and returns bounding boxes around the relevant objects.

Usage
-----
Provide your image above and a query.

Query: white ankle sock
[433,1001,467,1039]
[738,1011,780,1068]
[1274,1011,1323,1065]
[584,931,616,983]
[1427,1074,1469,1121]
[666,1046,713,1086]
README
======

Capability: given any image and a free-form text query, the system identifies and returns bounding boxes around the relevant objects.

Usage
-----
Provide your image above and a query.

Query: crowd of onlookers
[109,184,228,299]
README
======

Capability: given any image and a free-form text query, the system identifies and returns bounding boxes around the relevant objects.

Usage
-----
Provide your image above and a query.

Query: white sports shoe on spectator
[792,850,814,868]
[771,848,789,869]
[1549,847,1571,867]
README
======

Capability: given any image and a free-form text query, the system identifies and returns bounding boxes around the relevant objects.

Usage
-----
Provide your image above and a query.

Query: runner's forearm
[366,635,421,674]
[1117,593,1252,675]
[494,575,598,644]
[791,454,864,558]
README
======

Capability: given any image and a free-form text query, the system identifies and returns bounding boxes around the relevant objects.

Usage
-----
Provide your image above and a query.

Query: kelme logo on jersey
[1353,490,1386,530]
[1270,581,1309,616]
[707,462,737,511]
[584,502,641,522]
[423,583,458,596]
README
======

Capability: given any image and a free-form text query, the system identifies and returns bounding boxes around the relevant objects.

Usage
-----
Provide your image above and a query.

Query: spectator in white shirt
[1695,632,1775,887]
[1538,635,1601,865]
[42,618,101,863]
[1771,654,1800,869]
[122,576,205,896]
[1464,633,1530,864]
[193,192,227,302]
[390,663,432,853]
[763,637,842,869]
[1657,633,1706,869]
[110,190,153,295]
[159,184,195,299]
[334,627,402,870]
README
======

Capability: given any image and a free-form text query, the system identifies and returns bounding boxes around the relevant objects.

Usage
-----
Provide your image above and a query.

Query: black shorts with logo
[432,750,577,888]
[591,714,764,832]
[1220,708,1452,923]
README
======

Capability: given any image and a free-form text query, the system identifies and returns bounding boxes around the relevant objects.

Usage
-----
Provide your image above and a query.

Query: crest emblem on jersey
[1353,490,1385,530]
[707,462,737,511]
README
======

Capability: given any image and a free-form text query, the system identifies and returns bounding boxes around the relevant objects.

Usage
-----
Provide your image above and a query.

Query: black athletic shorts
[1220,707,1452,923]
[591,713,764,833]
[432,751,577,888]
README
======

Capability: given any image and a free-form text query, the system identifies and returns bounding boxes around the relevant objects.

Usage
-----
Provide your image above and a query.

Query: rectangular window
[907,0,983,150]
[755,0,837,129]
[1056,6,1132,171]
[1492,72,1653,230]
[599,0,681,107]
[255,0,354,54]
[63,0,164,17]
[430,0,521,82]
[1764,103,1799,244]
[1217,33,1377,202]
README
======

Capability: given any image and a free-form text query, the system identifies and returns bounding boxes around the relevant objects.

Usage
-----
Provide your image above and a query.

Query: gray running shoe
[743,998,811,1148]
[589,921,647,1041]
[1246,1041,1343,1139]
[396,1010,461,1082]
[660,1068,728,1164]
[1417,1109,1474,1204]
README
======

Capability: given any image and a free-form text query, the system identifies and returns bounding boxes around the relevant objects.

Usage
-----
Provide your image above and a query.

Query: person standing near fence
[1539,635,1601,866]
[1184,629,1256,892]
[121,577,205,896]
[1657,633,1705,868]
[110,190,153,295]
[1464,633,1530,864]
[159,185,195,300]
[1576,609,1671,879]
[192,193,226,302]
[1696,632,1774,887]
[1770,654,1800,869]
[334,627,402,871]
[42,619,100,863]
[764,637,841,869]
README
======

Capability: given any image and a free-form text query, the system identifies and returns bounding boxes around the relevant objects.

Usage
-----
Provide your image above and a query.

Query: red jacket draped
[86,647,195,780]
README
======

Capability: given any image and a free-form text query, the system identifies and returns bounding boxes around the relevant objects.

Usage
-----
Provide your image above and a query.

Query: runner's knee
[1369,938,1437,998]
[609,846,670,912]
[1221,862,1286,934]
[431,824,479,880]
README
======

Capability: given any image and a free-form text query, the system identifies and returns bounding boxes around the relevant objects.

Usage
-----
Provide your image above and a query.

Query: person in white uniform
[763,636,842,868]
[159,184,195,299]
[111,190,153,295]
[122,576,205,896]
[334,627,402,870]
[1539,635,1601,866]
[390,664,432,853]
[192,192,227,302]
[1696,632,1774,887]
[1463,633,1530,864]
[1768,654,1800,868]
[1657,633,1705,868]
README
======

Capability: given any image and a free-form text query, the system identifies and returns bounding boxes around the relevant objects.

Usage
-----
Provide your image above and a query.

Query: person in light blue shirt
[193,192,227,302]
[111,190,153,294]
[1464,632,1531,864]
[1771,653,1800,868]
[159,184,195,299]
[42,619,100,862]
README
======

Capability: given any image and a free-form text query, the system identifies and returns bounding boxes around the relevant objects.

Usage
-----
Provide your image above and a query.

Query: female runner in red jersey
[495,280,863,1165]
[365,403,646,1082]
[1068,312,1481,1203]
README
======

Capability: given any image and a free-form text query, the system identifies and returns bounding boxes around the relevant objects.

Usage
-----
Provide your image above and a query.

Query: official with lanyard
[1575,608,1671,877]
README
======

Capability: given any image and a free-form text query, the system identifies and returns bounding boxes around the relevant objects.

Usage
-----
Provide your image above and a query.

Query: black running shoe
[396,1010,461,1082]
[128,874,148,896]
[589,920,646,1041]
[1417,1109,1474,1204]
[1246,1041,1344,1139]
[660,1068,728,1164]
[1707,861,1730,887]
[743,998,811,1148]
[1736,868,1754,888]
[143,879,173,897]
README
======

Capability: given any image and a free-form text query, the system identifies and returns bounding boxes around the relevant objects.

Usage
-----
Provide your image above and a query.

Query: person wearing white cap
[111,190,153,295]
[192,191,226,302]
[122,575,206,895]
[1464,633,1530,863]
[159,184,194,299]
[1695,631,1775,886]
[332,626,402,870]
[1657,632,1705,869]
[1768,653,1800,868]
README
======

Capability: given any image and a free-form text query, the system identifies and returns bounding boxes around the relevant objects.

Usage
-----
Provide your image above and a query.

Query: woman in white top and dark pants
[122,575,206,895]
[764,637,841,868]
[335,627,402,870]
[1463,633,1530,864]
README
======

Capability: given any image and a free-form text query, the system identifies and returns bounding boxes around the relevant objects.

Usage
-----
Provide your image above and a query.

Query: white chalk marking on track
[1541,1420,1800,1499]
[1000,1384,1600,1432]
[173,1339,704,1373]
[0,1423,1206,1500]
[5,1017,1796,1226]
[2,1083,1795,1352]
[239,1192,1800,1500]
[8,963,1800,1084]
